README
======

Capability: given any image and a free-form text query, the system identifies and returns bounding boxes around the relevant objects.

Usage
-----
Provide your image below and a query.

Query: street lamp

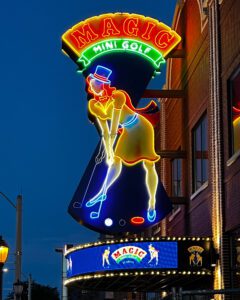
[0,236,9,300]
[0,193,22,284]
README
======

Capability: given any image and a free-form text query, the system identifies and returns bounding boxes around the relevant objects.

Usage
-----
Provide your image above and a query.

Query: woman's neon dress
[88,90,160,166]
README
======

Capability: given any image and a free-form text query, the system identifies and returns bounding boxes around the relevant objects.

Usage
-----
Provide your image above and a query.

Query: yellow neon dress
[88,90,160,166]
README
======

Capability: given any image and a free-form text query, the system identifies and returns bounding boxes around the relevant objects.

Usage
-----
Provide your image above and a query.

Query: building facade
[155,0,240,295]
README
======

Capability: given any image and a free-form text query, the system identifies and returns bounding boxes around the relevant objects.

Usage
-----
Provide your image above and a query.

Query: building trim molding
[208,0,225,294]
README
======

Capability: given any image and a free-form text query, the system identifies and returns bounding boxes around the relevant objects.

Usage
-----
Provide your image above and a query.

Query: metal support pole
[62,254,68,300]
[55,248,68,300]
[178,288,182,300]
[0,263,3,300]
[28,274,32,300]
[171,287,176,300]
[15,195,22,283]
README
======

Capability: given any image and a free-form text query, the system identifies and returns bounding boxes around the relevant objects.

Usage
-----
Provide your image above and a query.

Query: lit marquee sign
[65,241,178,278]
[62,13,181,72]
[64,238,214,285]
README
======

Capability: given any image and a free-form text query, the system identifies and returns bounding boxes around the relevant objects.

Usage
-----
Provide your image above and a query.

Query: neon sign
[63,13,180,234]
[77,38,165,70]
[62,13,181,71]
[111,246,147,263]
[65,241,178,278]
[64,238,214,287]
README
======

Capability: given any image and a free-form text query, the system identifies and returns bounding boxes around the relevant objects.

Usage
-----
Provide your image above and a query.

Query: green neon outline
[76,38,165,72]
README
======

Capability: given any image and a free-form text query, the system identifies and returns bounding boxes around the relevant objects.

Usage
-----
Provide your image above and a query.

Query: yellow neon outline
[87,91,160,166]
[87,87,160,221]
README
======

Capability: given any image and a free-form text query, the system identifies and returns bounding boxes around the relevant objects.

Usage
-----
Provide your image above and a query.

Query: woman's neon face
[89,79,104,96]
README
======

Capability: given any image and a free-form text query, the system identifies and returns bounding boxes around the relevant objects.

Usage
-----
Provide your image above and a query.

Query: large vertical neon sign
[62,13,181,234]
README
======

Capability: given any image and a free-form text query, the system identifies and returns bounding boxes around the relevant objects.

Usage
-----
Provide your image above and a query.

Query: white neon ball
[104,218,113,227]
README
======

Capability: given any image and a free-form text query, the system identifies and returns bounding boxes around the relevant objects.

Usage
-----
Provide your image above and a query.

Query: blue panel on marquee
[66,241,178,278]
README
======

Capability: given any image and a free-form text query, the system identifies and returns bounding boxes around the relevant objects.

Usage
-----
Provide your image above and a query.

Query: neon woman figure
[85,65,160,222]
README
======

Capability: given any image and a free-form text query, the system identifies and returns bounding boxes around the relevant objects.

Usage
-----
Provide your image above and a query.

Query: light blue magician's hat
[89,65,112,84]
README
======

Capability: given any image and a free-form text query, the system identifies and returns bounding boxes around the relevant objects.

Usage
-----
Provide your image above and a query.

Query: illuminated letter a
[102,18,121,37]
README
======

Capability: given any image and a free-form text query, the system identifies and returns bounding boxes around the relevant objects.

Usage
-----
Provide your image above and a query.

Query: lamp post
[0,236,9,300]
[0,193,22,283]
[55,248,68,300]
[13,281,23,300]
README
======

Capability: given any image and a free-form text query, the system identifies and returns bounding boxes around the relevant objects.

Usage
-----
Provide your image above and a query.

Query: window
[172,159,182,197]
[171,158,182,214]
[229,67,240,156]
[192,113,208,192]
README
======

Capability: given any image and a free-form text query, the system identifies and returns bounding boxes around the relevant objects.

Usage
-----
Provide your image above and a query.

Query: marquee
[64,237,215,287]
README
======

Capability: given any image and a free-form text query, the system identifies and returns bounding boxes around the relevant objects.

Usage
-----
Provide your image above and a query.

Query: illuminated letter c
[155,30,174,49]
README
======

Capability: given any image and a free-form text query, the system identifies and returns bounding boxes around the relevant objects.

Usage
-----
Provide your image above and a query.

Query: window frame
[228,66,240,157]
[192,112,208,193]
[170,157,183,218]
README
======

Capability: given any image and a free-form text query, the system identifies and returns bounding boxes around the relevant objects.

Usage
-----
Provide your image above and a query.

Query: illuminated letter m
[71,24,98,49]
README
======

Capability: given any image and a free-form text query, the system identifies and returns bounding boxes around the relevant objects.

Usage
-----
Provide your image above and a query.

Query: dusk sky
[0,0,177,296]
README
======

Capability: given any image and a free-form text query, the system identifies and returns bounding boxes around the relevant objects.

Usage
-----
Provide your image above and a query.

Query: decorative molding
[157,150,186,159]
[197,0,209,32]
[190,181,209,200]
[159,97,167,236]
[227,150,240,167]
[168,207,181,222]
[208,0,224,294]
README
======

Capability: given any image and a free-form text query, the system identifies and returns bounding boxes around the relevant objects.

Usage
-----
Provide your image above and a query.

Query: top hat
[89,65,112,84]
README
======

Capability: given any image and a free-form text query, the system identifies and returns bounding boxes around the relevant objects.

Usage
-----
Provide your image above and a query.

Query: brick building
[65,1,240,299]
[152,0,240,294]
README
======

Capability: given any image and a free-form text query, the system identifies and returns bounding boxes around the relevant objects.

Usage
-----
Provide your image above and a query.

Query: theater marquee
[64,237,215,287]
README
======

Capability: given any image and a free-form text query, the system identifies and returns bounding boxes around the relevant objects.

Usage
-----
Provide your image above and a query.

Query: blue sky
[0,0,177,296]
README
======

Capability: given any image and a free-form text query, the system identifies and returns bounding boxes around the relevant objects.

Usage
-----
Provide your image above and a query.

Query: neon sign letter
[102,18,121,37]
[71,24,98,49]
[155,30,174,49]
[141,22,156,41]
[123,18,139,36]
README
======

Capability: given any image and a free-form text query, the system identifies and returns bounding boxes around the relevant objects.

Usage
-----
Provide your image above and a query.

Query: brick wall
[163,0,212,237]
[220,0,240,232]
